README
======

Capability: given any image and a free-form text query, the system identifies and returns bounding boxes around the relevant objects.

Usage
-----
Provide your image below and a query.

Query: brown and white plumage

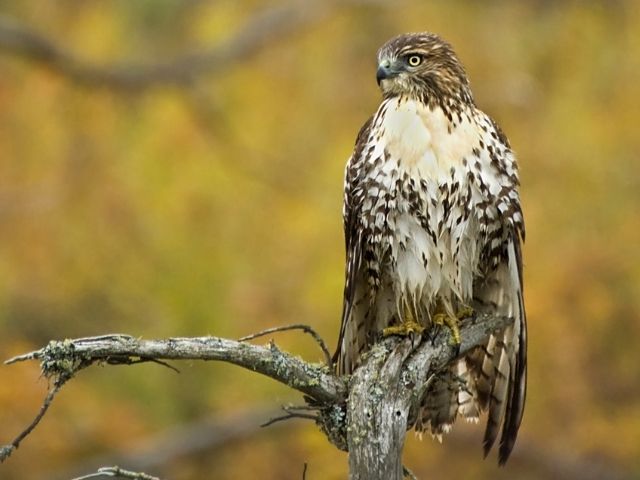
[334,33,527,464]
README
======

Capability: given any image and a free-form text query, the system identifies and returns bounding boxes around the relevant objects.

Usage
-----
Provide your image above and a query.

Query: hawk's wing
[333,116,373,373]
[471,225,527,464]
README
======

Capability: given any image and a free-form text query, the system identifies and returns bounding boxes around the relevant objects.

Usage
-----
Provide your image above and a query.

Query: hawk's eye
[407,55,423,67]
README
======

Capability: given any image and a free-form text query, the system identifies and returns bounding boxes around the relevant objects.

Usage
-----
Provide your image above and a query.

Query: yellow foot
[433,313,461,345]
[383,319,425,337]
[455,306,474,319]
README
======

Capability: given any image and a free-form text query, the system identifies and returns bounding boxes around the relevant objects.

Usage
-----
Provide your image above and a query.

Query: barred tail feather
[482,329,512,456]
[416,359,480,437]
[498,290,527,464]
[472,237,526,464]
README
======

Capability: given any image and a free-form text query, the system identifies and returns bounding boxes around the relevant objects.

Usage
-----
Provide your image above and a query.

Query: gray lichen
[318,402,348,452]
[40,339,91,383]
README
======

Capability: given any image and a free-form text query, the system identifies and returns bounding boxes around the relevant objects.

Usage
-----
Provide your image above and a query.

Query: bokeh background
[0,1,639,479]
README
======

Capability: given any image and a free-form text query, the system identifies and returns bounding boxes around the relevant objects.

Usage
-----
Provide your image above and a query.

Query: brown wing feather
[333,116,373,373]
[470,228,527,464]
[498,231,527,464]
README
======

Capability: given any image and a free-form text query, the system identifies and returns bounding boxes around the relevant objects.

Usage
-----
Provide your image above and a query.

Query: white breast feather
[372,97,487,308]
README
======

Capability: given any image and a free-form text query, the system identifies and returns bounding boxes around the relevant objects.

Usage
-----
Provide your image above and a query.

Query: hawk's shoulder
[351,115,374,165]
[344,115,374,230]
[487,114,511,149]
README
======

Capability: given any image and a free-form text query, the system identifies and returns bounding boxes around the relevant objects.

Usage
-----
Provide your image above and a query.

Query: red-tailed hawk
[334,33,526,464]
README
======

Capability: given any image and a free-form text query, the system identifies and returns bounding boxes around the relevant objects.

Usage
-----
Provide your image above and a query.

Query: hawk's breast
[363,97,488,305]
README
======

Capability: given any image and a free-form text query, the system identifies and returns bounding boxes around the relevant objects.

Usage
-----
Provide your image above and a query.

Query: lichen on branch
[1,314,512,479]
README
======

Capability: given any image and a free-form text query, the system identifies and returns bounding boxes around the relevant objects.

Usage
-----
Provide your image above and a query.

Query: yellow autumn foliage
[0,1,638,479]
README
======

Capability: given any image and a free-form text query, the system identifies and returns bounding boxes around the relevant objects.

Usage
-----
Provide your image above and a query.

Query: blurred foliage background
[0,0,639,479]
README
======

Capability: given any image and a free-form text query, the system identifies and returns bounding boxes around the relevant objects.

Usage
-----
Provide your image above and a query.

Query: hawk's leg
[383,305,425,337]
[430,305,475,352]
[432,312,461,345]
[456,306,474,320]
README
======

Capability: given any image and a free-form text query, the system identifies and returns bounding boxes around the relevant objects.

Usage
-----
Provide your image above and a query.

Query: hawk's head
[376,33,473,105]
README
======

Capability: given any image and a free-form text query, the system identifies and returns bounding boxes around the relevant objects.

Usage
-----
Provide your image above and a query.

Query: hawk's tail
[464,238,527,464]
[414,312,526,464]
[473,308,527,464]
[415,358,481,439]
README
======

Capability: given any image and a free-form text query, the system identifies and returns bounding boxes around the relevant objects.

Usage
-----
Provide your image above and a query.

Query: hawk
[334,33,527,464]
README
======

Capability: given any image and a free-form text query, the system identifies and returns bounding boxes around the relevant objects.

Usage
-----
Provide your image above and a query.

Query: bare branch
[260,412,318,428]
[0,2,330,90]
[260,403,320,427]
[2,313,510,477]
[239,323,332,367]
[0,380,65,463]
[2,333,345,463]
[70,466,160,480]
[5,334,346,403]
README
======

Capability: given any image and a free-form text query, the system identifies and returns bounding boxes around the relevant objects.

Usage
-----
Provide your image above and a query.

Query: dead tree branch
[0,381,64,463]
[239,323,332,366]
[0,2,329,90]
[4,333,345,403]
[345,314,511,480]
[70,466,160,480]
[2,314,511,478]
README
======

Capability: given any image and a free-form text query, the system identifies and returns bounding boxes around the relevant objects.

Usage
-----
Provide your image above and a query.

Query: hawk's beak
[376,60,397,86]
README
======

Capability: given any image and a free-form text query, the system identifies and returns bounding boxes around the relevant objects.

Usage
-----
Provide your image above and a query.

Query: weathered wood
[348,338,415,480]
[5,334,346,405]
[346,314,512,480]
[3,314,512,476]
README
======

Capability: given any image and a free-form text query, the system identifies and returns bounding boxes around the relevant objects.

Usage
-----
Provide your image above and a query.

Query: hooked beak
[376,60,397,86]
